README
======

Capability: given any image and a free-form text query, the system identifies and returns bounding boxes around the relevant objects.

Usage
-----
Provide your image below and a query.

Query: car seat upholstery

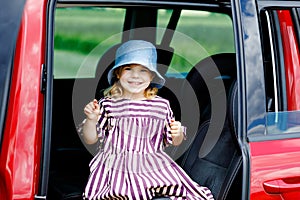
[176,53,242,200]
[183,53,237,123]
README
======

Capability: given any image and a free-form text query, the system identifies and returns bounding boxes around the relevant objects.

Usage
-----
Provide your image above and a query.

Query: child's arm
[82,99,100,144]
[170,119,185,146]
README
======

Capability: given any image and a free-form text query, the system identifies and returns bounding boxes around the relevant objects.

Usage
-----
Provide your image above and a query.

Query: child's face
[118,64,154,99]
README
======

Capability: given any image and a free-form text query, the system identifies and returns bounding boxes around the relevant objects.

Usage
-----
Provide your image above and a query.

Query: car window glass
[158,9,235,78]
[266,111,300,134]
[54,8,234,80]
[54,7,125,78]
[260,8,300,135]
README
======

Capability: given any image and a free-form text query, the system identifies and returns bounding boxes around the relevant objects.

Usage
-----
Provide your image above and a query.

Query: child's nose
[131,70,139,77]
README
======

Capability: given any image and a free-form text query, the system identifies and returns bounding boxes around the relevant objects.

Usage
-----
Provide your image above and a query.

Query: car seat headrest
[182,53,237,122]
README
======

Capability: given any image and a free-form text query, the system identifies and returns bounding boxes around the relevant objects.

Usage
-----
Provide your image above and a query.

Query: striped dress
[82,96,214,200]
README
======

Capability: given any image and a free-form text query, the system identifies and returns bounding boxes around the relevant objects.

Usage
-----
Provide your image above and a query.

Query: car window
[160,10,235,77]
[54,7,235,79]
[260,8,300,136]
[54,7,126,78]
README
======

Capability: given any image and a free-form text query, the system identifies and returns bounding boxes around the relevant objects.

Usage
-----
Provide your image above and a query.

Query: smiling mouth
[128,81,143,85]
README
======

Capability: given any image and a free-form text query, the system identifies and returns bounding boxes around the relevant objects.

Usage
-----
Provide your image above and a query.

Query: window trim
[251,3,300,142]
[265,10,279,113]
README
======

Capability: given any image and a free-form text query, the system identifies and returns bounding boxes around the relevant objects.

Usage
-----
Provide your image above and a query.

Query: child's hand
[84,99,100,121]
[170,119,184,146]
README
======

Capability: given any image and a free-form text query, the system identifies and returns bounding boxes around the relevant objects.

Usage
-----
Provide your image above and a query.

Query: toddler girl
[79,40,214,200]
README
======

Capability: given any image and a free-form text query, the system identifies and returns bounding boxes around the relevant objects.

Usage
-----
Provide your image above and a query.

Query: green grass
[54,7,235,78]
[54,8,125,54]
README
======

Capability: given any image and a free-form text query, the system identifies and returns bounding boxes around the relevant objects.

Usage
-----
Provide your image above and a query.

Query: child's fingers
[170,118,176,126]
[84,100,100,115]
[170,121,181,129]
[93,99,100,110]
[84,106,93,114]
[88,101,96,110]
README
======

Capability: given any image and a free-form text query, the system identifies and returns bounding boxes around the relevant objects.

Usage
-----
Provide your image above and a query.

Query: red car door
[246,4,300,200]
[0,0,48,199]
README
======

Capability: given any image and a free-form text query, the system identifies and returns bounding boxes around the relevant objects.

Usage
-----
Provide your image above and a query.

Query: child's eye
[123,67,131,71]
[140,69,149,73]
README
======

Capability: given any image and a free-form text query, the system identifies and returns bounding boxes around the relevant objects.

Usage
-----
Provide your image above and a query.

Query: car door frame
[233,0,300,199]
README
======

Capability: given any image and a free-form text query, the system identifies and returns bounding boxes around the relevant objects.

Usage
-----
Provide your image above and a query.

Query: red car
[1,0,300,199]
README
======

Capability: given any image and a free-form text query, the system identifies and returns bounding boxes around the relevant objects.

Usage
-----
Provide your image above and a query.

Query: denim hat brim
[107,40,165,88]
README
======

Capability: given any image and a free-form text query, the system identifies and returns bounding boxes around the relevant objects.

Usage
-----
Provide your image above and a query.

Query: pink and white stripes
[82,97,214,200]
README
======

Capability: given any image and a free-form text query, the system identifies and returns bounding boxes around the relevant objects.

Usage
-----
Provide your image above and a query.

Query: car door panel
[250,139,300,199]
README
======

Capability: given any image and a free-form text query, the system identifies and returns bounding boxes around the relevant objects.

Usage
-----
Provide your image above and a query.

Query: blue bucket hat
[107,40,165,88]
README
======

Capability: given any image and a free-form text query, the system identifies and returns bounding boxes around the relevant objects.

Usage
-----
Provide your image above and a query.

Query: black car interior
[48,4,241,200]
[176,54,242,199]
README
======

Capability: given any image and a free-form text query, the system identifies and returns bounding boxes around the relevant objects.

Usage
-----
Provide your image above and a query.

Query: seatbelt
[161,9,181,47]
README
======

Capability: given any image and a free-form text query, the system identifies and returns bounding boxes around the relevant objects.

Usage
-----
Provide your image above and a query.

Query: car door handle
[263,178,300,194]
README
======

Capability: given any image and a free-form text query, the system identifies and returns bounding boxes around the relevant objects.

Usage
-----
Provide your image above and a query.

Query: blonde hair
[103,66,158,99]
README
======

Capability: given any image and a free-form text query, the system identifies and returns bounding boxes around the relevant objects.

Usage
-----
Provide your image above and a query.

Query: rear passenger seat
[176,53,242,200]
